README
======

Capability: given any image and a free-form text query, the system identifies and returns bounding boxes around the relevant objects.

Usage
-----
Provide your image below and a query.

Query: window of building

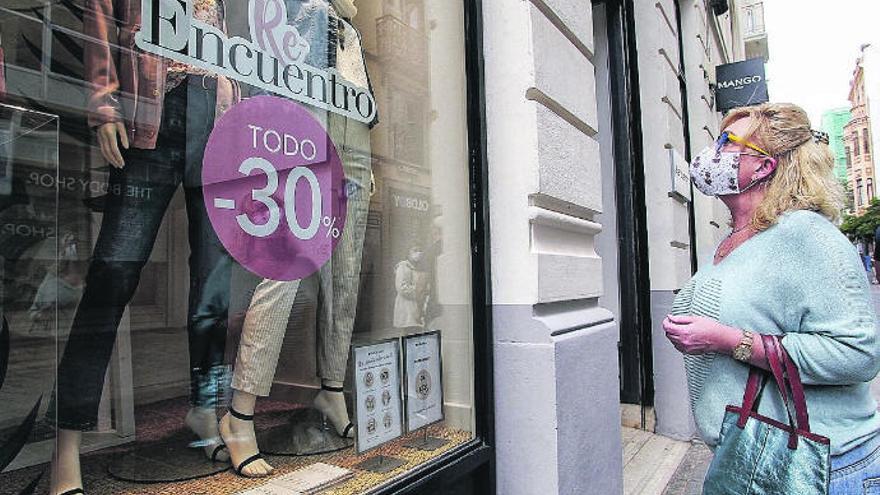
[868,178,874,201]
[864,128,871,155]
[858,178,864,206]
[0,1,484,493]
[855,136,862,157]
[846,146,852,167]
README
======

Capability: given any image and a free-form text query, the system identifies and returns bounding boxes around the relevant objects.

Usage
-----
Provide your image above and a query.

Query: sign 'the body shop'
[136,0,378,124]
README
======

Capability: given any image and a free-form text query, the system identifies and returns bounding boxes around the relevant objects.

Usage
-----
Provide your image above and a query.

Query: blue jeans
[54,78,232,430]
[830,433,880,494]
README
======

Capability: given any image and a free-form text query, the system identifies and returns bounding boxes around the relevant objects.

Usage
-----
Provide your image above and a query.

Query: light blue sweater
[674,209,880,455]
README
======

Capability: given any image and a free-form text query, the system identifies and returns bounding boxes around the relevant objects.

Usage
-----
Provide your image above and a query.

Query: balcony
[742,2,769,62]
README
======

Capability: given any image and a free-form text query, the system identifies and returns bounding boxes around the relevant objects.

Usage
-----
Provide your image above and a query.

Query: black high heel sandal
[319,384,355,439]
[225,408,265,477]
[59,489,85,495]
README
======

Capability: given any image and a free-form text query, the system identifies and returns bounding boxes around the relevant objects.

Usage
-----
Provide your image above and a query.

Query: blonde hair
[720,102,843,231]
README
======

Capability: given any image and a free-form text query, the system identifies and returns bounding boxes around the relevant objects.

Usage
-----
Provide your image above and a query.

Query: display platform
[0,398,469,495]
[257,407,355,456]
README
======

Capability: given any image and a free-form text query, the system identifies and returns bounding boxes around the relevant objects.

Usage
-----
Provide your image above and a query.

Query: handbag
[703,334,831,495]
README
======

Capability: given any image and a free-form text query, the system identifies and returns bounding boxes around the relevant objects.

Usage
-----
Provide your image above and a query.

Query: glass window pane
[0,0,477,493]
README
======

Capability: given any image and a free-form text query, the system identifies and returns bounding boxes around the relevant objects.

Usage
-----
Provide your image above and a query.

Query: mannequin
[219,0,374,477]
[49,1,238,493]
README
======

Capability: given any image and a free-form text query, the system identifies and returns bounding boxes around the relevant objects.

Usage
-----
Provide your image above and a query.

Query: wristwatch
[733,330,754,362]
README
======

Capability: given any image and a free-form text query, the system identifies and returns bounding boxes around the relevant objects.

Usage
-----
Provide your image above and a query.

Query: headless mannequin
[220,0,364,477]
[51,2,236,491]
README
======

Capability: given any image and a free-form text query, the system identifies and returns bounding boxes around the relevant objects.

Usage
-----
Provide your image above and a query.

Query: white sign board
[669,147,692,201]
[352,340,403,453]
[403,332,444,432]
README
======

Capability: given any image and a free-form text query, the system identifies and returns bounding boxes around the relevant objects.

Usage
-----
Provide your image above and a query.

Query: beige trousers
[231,110,371,397]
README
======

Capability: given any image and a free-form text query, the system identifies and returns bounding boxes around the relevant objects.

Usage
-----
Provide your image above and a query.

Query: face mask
[689,146,775,196]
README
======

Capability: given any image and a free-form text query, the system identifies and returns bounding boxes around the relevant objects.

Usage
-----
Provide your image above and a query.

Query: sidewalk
[659,283,880,495]
[622,427,690,495]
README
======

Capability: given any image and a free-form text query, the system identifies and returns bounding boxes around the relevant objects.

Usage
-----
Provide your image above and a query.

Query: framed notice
[668,148,692,203]
[403,331,444,432]
[352,339,404,454]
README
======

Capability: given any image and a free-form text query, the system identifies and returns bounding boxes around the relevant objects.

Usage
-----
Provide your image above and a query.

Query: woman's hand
[662,314,741,355]
[96,122,129,168]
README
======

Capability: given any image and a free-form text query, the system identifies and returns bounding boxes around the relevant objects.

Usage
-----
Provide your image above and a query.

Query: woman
[663,103,880,494]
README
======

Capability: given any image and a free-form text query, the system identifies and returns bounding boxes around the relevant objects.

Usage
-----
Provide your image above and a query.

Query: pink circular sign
[203,96,347,281]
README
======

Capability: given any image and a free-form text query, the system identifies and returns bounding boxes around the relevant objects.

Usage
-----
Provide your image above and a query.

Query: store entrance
[592,0,655,429]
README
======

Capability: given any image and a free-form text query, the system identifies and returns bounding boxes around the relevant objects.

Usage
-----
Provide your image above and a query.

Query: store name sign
[715,57,768,113]
[135,0,377,123]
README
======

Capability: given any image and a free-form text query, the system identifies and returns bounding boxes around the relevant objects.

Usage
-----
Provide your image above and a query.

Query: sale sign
[203,96,347,281]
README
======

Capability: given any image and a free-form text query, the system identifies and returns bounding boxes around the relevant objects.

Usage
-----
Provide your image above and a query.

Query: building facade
[846,45,878,213]
[0,0,756,493]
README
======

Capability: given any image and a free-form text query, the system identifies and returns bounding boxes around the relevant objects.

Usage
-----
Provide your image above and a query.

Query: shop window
[0,1,481,494]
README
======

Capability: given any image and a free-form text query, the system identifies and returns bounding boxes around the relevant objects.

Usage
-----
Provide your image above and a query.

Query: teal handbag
[703,335,831,495]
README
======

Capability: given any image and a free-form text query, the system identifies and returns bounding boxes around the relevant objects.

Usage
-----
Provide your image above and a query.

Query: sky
[764,0,880,126]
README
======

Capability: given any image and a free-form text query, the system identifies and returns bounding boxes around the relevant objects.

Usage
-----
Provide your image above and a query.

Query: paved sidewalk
[662,283,880,494]
[661,442,712,495]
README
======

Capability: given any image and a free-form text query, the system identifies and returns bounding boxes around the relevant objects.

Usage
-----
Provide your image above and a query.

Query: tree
[841,178,855,213]
[841,198,880,239]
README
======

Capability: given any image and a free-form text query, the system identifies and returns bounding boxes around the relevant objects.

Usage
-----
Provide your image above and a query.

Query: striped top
[673,209,880,455]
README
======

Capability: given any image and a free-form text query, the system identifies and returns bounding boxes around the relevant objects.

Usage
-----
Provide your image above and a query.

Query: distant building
[845,45,880,213]
[822,107,852,182]
[741,0,769,62]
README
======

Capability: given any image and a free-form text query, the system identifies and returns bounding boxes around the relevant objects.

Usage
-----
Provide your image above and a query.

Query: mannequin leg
[221,278,300,476]
[49,128,183,493]
[178,80,237,459]
[314,114,372,437]
[50,429,82,495]
[219,391,274,477]
[182,185,233,460]
[230,278,301,396]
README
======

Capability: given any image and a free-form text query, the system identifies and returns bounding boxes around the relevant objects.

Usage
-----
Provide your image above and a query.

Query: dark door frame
[595,0,655,409]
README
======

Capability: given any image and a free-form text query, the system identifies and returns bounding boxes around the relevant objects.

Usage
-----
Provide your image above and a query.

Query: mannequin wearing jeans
[49,1,239,493]
[219,5,374,477]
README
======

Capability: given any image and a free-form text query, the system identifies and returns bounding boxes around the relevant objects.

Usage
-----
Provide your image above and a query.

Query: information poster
[403,332,444,432]
[353,340,403,453]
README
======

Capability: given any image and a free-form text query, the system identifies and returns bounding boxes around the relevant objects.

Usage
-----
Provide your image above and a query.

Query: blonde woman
[662,103,880,493]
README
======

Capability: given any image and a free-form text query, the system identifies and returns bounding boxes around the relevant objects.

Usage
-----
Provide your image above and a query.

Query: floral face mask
[689,131,777,196]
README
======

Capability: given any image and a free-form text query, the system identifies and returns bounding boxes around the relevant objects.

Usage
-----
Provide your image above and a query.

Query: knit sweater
[673,209,880,455]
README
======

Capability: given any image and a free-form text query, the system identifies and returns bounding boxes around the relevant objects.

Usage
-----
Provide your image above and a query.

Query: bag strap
[779,335,811,433]
[737,335,805,449]
[738,367,764,428]
[765,335,802,449]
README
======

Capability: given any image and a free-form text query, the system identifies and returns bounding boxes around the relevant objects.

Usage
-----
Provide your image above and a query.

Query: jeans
[830,432,880,494]
[230,110,371,396]
[54,78,231,430]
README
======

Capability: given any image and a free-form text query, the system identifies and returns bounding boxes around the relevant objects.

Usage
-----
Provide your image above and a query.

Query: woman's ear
[757,157,778,179]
